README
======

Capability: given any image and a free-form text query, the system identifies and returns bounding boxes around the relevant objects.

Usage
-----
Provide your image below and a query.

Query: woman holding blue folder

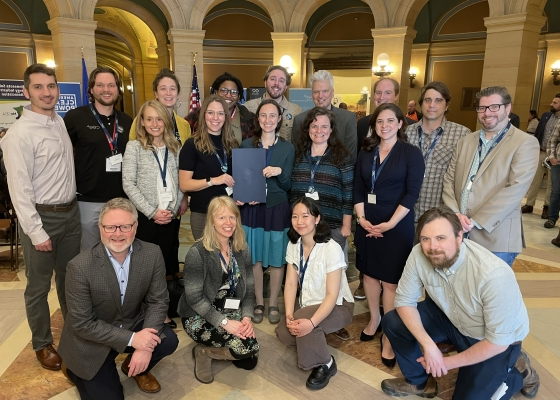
[238,99,295,324]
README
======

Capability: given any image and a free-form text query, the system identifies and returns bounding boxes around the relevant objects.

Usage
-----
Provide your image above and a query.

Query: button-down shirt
[542,111,560,151]
[244,95,302,142]
[546,117,560,160]
[395,240,529,346]
[406,118,470,221]
[1,105,76,244]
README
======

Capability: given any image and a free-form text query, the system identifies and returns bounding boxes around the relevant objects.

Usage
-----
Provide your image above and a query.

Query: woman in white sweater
[123,99,183,276]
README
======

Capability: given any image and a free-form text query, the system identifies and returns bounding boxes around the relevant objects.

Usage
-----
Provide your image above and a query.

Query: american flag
[189,64,201,113]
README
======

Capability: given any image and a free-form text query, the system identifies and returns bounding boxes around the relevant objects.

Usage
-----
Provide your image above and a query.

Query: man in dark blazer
[58,198,178,399]
[291,69,358,162]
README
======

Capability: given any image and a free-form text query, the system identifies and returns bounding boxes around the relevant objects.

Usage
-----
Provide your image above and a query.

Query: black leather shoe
[306,357,337,390]
[360,331,375,342]
[521,205,533,214]
[380,334,396,369]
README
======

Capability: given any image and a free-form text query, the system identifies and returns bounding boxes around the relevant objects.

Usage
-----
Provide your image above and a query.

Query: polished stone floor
[0,193,559,399]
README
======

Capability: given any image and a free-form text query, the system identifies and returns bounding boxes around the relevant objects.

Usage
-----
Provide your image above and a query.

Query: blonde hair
[193,95,238,156]
[134,100,180,155]
[201,196,246,252]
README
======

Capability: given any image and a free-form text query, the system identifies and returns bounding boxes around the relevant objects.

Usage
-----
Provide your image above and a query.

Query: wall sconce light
[46,59,56,69]
[552,61,560,86]
[409,67,418,88]
[280,55,296,76]
[126,84,133,94]
[372,53,392,78]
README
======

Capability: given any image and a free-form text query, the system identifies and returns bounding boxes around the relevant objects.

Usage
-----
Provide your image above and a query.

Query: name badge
[225,187,233,196]
[109,154,123,165]
[305,192,319,200]
[368,193,377,204]
[159,189,173,202]
[224,297,241,310]
[106,158,122,172]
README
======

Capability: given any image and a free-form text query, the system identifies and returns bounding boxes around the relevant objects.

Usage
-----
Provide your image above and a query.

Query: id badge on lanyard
[219,249,241,310]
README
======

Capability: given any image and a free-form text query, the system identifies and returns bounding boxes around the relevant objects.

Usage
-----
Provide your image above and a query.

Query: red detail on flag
[190,64,201,113]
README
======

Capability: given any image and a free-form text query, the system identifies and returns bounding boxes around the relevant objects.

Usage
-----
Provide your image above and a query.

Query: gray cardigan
[178,241,255,328]
[122,140,183,219]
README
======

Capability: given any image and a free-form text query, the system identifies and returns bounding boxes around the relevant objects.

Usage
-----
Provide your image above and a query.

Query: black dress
[353,141,425,283]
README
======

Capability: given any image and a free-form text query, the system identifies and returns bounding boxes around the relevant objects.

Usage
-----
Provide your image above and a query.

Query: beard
[425,248,460,269]
[551,106,560,113]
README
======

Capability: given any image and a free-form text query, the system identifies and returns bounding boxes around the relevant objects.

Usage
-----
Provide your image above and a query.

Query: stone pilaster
[271,32,307,88]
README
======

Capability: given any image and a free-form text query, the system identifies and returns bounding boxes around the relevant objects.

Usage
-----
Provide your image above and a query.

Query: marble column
[370,26,417,113]
[46,17,97,83]
[481,12,547,131]
[271,32,307,88]
[539,33,560,115]
[167,29,205,118]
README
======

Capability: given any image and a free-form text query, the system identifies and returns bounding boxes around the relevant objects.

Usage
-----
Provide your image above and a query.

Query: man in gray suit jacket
[291,70,358,162]
[442,86,539,267]
[58,198,178,399]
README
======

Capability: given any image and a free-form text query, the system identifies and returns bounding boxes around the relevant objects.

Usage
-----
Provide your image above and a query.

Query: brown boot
[541,205,549,219]
[192,345,236,384]
[381,376,438,398]
[121,356,161,393]
[35,344,62,371]
[552,229,560,248]
[515,351,540,398]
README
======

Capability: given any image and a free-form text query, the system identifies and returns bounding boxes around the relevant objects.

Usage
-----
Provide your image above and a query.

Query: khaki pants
[276,299,354,370]
[525,151,552,206]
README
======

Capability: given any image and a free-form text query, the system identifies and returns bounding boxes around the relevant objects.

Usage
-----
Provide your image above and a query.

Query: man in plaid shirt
[406,82,471,223]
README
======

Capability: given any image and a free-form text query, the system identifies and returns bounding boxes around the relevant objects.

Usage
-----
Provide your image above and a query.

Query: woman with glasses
[238,99,295,324]
[186,72,254,143]
[122,99,183,280]
[179,95,238,240]
[178,196,259,384]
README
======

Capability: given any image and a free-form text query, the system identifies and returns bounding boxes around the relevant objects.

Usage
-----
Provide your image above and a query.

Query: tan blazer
[442,125,539,252]
[58,239,168,380]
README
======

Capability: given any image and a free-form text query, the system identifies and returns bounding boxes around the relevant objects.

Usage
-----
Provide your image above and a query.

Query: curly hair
[152,68,180,94]
[211,72,245,102]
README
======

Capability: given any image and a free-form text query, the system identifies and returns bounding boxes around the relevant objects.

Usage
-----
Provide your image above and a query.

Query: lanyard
[214,138,228,173]
[259,137,277,167]
[171,113,181,144]
[307,147,328,187]
[152,147,169,188]
[418,125,443,161]
[371,146,393,191]
[219,246,237,297]
[90,104,119,153]
[299,242,315,289]
[477,123,510,169]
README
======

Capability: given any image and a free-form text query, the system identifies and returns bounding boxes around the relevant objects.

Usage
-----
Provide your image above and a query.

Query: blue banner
[288,88,314,112]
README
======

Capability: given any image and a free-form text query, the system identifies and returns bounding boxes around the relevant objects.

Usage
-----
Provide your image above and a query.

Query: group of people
[0,60,548,400]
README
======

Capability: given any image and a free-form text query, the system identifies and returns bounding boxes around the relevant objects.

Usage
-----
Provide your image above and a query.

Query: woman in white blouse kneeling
[275,197,354,391]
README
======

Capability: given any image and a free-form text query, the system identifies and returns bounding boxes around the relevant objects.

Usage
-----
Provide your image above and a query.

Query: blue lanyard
[171,113,181,145]
[371,146,393,191]
[219,246,237,297]
[299,242,315,289]
[89,104,119,153]
[477,123,510,169]
[152,147,169,188]
[307,147,328,187]
[259,137,277,167]
[418,125,443,161]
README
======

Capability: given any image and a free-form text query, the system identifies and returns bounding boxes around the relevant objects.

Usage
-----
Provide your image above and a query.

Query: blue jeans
[383,298,523,400]
[549,164,560,221]
[492,252,519,267]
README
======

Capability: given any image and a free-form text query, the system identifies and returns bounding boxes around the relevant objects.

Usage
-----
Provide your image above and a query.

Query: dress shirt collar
[22,104,57,124]
[104,243,134,265]
[435,241,466,277]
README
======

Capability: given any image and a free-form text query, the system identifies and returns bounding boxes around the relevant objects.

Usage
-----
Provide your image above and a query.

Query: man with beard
[521,94,559,219]
[1,64,81,371]
[380,206,539,399]
[244,65,302,141]
[442,86,539,267]
[64,67,133,250]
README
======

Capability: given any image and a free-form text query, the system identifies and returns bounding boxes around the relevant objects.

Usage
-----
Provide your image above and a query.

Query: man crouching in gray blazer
[58,198,178,399]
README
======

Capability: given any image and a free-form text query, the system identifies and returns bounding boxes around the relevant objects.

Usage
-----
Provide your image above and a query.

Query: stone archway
[42,0,75,18]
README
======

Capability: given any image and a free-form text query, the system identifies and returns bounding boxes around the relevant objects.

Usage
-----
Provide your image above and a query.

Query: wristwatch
[220,318,228,326]
[206,177,213,187]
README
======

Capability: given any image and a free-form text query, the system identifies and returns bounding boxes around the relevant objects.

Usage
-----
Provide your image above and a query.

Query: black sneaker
[306,357,337,390]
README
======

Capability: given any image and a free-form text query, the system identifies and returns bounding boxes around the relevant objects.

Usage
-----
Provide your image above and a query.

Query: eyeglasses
[475,104,507,113]
[101,222,136,233]
[218,88,239,96]
[205,110,226,118]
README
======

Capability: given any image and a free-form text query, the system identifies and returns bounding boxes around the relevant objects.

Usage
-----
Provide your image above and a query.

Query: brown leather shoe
[521,205,534,214]
[381,376,438,398]
[552,231,560,248]
[35,344,62,371]
[515,351,540,398]
[541,205,549,220]
[333,328,351,341]
[121,356,161,393]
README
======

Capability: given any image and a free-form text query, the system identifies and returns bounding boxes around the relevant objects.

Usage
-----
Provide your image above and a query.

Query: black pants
[66,322,178,400]
[136,212,178,276]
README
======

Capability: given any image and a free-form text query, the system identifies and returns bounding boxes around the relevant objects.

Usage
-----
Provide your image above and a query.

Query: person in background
[276,197,354,391]
[353,103,424,366]
[238,99,295,324]
[527,110,539,134]
[186,72,254,143]
[179,95,237,240]
[338,102,348,110]
[178,196,259,384]
[123,100,183,328]
[406,100,422,122]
